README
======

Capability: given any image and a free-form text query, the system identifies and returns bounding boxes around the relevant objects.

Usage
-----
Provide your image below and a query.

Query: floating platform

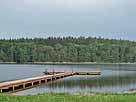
[44,71,101,75]
[75,71,101,75]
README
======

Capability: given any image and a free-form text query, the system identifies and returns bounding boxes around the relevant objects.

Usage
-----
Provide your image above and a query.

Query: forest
[0,37,136,63]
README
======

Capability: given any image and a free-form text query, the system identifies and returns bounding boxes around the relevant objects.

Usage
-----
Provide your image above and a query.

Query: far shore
[0,62,136,65]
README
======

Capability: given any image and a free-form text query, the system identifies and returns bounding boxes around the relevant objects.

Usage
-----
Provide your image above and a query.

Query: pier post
[23,83,25,89]
[39,80,41,85]
[13,86,15,92]
[32,82,34,87]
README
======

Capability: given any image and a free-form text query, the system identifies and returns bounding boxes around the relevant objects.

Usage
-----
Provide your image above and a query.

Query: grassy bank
[1,93,136,102]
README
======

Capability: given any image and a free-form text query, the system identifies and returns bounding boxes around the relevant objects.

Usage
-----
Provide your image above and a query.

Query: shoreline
[0,62,136,65]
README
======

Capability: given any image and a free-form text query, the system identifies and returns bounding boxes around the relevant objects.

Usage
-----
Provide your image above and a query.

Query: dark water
[0,64,136,95]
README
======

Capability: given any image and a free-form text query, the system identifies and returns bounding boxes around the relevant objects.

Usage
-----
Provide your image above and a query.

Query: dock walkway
[0,71,101,93]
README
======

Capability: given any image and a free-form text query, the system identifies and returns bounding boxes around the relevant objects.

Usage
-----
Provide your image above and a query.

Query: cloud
[9,0,112,11]
[0,0,136,35]
[0,0,114,16]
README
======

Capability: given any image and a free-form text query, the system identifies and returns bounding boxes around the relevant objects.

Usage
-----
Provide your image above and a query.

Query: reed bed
[0,93,136,102]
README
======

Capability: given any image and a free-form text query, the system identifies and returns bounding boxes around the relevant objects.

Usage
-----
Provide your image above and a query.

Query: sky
[0,0,136,40]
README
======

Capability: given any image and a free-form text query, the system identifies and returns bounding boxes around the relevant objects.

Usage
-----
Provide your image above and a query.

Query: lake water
[0,64,136,95]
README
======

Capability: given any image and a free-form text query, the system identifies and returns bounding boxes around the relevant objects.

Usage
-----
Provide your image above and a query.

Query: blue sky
[0,0,136,40]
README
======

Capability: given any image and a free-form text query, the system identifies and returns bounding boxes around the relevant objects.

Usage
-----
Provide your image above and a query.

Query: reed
[0,93,136,102]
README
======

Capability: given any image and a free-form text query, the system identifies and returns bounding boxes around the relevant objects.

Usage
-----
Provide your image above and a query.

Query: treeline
[0,37,136,63]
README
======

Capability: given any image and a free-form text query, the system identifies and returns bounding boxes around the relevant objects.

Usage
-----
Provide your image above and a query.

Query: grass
[0,93,136,102]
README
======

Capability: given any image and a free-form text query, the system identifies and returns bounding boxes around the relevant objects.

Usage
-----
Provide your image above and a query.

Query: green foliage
[0,93,136,102]
[0,37,136,63]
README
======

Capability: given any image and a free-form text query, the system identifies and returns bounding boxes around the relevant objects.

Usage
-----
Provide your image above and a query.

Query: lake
[0,64,136,95]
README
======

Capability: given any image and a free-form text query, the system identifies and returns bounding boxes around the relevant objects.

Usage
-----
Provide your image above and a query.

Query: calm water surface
[0,64,136,95]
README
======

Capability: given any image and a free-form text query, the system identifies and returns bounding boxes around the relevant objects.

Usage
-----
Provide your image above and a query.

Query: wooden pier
[0,71,101,93]
[75,71,101,75]
[44,71,101,75]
